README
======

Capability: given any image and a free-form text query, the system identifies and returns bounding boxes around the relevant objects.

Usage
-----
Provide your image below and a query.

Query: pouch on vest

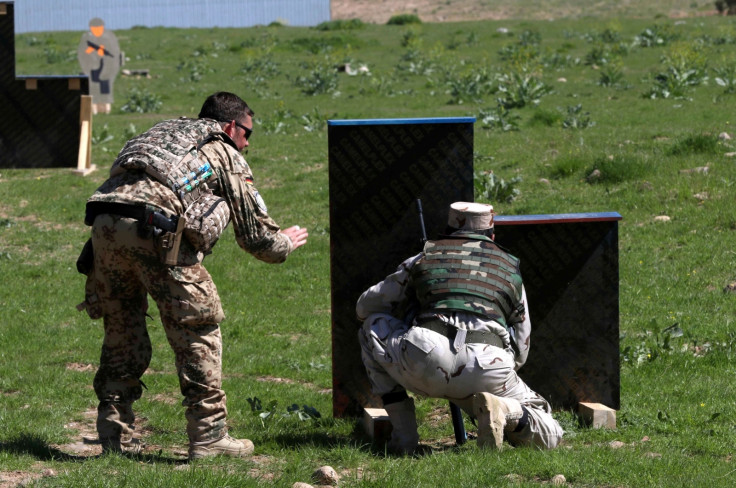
[182,190,230,254]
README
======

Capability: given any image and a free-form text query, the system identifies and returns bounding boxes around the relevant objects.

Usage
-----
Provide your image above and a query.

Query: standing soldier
[77,17,122,114]
[77,92,308,459]
[357,201,563,454]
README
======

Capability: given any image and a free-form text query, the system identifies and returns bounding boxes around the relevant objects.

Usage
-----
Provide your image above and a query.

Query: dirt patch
[331,0,718,23]
[66,362,96,373]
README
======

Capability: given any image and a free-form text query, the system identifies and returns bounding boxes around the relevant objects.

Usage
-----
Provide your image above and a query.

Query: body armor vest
[110,117,225,208]
[410,234,524,326]
[110,117,233,253]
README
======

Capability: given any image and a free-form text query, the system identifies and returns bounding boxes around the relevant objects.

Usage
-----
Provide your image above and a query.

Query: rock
[551,474,567,485]
[557,77,567,83]
[653,215,670,222]
[679,166,709,174]
[41,469,56,477]
[719,132,731,141]
[725,152,736,157]
[312,466,340,486]
[292,483,314,488]
[538,178,551,186]
[586,169,601,182]
[693,192,709,201]
[497,27,510,34]
[723,282,736,293]
[609,440,626,449]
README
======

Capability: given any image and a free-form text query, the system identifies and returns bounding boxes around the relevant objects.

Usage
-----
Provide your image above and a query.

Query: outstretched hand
[281,225,308,251]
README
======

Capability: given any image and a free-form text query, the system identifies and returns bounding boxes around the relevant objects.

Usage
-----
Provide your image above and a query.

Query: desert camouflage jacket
[356,238,532,370]
[88,118,292,264]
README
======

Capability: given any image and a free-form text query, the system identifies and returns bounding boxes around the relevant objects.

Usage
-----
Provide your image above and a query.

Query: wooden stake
[74,95,96,176]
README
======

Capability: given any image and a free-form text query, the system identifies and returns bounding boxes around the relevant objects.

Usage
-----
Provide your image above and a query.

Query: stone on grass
[292,483,314,488]
[609,440,626,449]
[312,466,340,486]
[653,215,670,222]
[551,474,567,485]
[719,132,731,141]
[586,169,601,182]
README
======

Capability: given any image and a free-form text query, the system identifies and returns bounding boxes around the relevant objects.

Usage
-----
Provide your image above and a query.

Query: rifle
[416,199,467,446]
[87,40,114,58]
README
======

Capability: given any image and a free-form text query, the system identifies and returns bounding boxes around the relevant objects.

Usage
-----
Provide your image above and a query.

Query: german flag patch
[245,176,254,185]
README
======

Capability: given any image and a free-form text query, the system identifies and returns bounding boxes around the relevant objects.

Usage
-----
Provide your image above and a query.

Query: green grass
[3,8,736,487]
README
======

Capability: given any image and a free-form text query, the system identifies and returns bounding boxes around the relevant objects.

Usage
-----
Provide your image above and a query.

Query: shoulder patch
[254,190,268,212]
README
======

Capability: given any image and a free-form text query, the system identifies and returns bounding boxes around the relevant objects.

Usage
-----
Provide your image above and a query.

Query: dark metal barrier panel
[328,117,475,416]
[494,213,622,410]
[329,117,622,416]
[0,2,88,168]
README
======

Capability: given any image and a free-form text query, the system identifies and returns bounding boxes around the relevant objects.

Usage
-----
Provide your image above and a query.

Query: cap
[89,17,104,27]
[447,201,494,231]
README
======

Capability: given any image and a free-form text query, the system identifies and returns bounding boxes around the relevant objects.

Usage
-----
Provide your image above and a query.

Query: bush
[120,89,162,113]
[387,14,422,25]
[667,134,720,156]
[474,171,522,203]
[586,155,650,183]
[314,19,365,31]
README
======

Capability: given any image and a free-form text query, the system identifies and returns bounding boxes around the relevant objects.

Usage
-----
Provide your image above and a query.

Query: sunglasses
[233,121,253,140]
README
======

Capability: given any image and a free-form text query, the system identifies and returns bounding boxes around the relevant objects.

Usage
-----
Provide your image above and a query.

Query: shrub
[294,64,339,96]
[496,72,552,109]
[478,105,520,132]
[120,89,162,113]
[586,155,650,183]
[387,14,422,25]
[562,104,595,129]
[474,171,522,203]
[314,19,365,31]
[667,134,720,156]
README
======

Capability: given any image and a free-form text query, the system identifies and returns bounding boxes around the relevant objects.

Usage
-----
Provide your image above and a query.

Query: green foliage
[528,108,563,127]
[119,88,163,113]
[562,104,595,129]
[293,63,339,95]
[387,14,422,25]
[598,60,625,87]
[667,133,721,156]
[314,18,365,31]
[548,154,588,179]
[496,71,552,109]
[478,104,520,132]
[43,46,74,64]
[444,66,497,104]
[586,154,650,183]
[474,170,522,203]
[713,61,736,94]
[636,23,680,47]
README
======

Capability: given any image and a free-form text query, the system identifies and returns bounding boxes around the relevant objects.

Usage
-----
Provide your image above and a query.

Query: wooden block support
[74,95,96,176]
[578,402,617,429]
[363,408,392,442]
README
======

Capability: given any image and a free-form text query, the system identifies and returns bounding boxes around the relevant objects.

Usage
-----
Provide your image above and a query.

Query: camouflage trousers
[359,313,563,449]
[88,214,228,444]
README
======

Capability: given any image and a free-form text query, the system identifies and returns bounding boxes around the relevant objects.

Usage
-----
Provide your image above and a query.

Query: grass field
[2,5,736,487]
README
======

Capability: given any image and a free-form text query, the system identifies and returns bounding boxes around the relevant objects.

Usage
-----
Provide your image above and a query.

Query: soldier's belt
[85,201,178,232]
[414,318,504,348]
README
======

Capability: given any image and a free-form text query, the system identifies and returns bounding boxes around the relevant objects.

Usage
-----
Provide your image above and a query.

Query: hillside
[331,0,719,24]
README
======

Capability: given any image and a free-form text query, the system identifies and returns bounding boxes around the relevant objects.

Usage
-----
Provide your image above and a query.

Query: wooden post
[74,95,96,176]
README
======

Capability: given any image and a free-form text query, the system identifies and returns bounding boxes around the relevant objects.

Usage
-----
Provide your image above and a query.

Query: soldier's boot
[100,436,145,455]
[473,392,524,449]
[188,434,254,461]
[384,397,420,455]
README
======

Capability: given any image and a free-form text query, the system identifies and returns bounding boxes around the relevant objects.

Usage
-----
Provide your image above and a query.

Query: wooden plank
[74,95,96,176]
[25,78,37,90]
[362,407,392,442]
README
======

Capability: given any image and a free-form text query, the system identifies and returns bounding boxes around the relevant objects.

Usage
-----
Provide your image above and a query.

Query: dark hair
[198,92,254,123]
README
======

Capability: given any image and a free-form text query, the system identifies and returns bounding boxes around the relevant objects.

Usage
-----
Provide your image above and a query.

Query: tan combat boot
[473,392,524,449]
[188,434,254,460]
[384,397,420,455]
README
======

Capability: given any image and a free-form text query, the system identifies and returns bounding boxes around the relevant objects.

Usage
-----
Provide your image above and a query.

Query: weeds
[713,62,736,94]
[387,14,422,25]
[444,66,497,104]
[667,133,720,156]
[496,71,552,109]
[562,104,595,129]
[294,63,339,96]
[119,89,162,113]
[478,104,520,132]
[474,170,522,203]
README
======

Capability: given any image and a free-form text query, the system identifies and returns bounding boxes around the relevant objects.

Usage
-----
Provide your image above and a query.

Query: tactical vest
[410,234,524,326]
[110,117,232,253]
[110,117,226,208]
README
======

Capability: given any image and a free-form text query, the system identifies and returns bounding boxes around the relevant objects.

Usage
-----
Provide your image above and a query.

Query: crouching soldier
[357,201,563,454]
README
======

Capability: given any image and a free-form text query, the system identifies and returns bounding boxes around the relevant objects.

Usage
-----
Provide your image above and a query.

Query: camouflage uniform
[81,118,293,445]
[357,233,563,449]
